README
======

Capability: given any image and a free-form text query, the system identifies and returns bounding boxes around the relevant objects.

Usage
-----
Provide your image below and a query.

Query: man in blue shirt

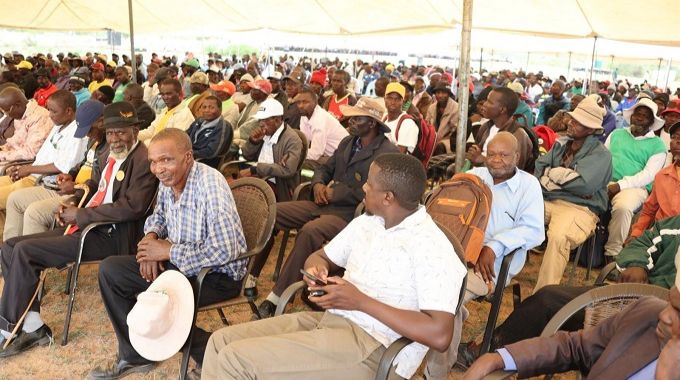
[536,80,569,125]
[426,132,545,379]
[88,128,247,380]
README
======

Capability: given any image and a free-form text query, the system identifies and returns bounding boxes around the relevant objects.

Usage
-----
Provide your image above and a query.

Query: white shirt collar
[264,123,285,145]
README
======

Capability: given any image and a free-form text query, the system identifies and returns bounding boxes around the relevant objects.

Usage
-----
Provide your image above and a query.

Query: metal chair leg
[64,266,73,295]
[61,263,80,346]
[512,283,521,309]
[217,308,229,325]
[273,229,290,281]
[585,232,598,280]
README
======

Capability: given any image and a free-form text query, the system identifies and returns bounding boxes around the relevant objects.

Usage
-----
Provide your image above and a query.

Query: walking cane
[2,184,91,349]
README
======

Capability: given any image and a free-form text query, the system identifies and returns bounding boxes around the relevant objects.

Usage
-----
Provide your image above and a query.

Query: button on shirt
[32,120,89,179]
[144,162,247,279]
[300,105,348,160]
[324,206,466,378]
[467,167,545,283]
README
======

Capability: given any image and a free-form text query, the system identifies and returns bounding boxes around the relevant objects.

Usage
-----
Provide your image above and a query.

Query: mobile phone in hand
[300,268,327,286]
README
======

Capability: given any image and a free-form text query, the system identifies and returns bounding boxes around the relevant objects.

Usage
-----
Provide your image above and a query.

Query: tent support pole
[525,52,530,72]
[479,48,483,73]
[587,37,597,95]
[455,0,472,173]
[656,58,663,87]
[665,58,673,90]
[567,51,572,78]
[128,0,137,83]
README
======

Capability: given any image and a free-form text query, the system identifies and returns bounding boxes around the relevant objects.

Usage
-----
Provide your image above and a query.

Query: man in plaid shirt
[89,128,246,380]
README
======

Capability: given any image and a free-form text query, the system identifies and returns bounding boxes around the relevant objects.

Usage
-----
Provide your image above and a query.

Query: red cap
[90,62,105,72]
[210,80,236,96]
[662,100,680,115]
[251,79,273,95]
[310,68,327,86]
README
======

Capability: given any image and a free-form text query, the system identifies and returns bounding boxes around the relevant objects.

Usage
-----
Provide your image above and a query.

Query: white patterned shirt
[324,206,466,378]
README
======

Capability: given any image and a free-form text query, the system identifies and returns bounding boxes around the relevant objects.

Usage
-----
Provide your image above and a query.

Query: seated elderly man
[425,132,545,379]
[4,100,107,240]
[88,128,246,380]
[0,102,157,358]
[0,90,89,239]
[185,95,233,169]
[238,98,303,201]
[603,97,666,259]
[202,153,466,380]
[295,88,348,169]
[0,86,53,166]
[533,95,612,293]
[247,97,399,318]
[464,252,680,380]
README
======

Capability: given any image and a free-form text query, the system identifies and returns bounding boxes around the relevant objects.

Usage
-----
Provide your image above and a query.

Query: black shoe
[87,358,156,380]
[0,324,53,358]
[456,342,478,370]
[253,300,277,320]
[244,286,258,299]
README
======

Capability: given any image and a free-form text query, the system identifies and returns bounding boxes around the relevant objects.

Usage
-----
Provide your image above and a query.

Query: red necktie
[66,157,116,235]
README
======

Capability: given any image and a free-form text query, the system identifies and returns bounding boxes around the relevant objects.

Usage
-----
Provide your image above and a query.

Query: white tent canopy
[3,0,680,46]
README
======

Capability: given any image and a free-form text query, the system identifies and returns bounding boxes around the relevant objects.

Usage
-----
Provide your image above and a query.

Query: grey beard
[109,146,130,160]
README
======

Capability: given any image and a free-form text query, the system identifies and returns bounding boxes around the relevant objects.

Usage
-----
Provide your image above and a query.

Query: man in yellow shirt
[88,63,113,94]
[138,78,194,144]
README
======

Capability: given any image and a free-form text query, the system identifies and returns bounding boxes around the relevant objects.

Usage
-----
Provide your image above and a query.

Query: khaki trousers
[425,270,492,380]
[604,187,648,257]
[4,186,63,241]
[0,175,37,241]
[202,311,395,380]
[534,199,598,294]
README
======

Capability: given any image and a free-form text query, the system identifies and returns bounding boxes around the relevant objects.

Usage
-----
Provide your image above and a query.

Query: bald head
[0,87,29,119]
[489,131,519,153]
[150,128,192,153]
[486,131,519,182]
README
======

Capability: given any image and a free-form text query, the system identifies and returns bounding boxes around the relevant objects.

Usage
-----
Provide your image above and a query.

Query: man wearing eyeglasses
[0,89,88,240]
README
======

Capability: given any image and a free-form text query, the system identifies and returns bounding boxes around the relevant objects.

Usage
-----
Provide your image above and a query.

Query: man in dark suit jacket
[0,102,158,358]
[464,283,680,379]
[249,97,399,318]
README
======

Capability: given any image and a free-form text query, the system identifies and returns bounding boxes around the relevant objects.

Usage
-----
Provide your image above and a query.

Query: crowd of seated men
[0,49,680,379]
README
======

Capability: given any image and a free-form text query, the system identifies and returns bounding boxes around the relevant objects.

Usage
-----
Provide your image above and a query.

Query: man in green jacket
[533,95,612,293]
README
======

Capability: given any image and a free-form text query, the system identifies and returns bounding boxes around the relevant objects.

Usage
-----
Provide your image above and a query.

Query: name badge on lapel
[116,170,125,182]
[354,172,362,182]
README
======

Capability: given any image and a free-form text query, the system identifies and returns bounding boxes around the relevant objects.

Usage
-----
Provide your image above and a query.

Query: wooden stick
[2,184,91,349]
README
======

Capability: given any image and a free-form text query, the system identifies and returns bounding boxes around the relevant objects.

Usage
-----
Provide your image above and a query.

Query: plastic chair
[487,283,668,379]
[179,177,276,380]
[274,221,468,380]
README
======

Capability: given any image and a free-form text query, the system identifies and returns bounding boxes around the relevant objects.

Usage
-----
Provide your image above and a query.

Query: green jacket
[616,215,680,289]
[534,135,612,214]
[515,101,534,128]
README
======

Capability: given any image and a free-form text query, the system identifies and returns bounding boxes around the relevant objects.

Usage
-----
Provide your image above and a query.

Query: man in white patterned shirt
[202,153,466,380]
[89,128,247,380]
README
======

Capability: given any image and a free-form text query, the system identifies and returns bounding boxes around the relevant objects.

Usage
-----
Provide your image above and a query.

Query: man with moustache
[0,102,157,358]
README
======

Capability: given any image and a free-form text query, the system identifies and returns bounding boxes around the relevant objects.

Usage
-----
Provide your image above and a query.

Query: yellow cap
[385,82,405,98]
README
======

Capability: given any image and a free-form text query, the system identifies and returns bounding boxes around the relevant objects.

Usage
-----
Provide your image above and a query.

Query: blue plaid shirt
[144,162,248,279]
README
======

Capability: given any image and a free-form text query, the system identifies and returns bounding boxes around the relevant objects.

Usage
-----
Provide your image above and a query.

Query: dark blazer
[186,117,233,169]
[75,142,158,255]
[242,124,303,202]
[311,134,399,222]
[507,296,665,379]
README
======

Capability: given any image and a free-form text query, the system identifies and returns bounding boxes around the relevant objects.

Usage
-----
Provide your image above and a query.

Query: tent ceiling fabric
[2,0,680,46]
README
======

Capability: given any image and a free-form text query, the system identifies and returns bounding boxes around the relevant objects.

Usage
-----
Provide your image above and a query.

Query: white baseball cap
[254,98,284,120]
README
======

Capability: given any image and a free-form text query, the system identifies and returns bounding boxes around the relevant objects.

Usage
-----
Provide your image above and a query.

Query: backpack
[425,173,493,264]
[391,114,437,167]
